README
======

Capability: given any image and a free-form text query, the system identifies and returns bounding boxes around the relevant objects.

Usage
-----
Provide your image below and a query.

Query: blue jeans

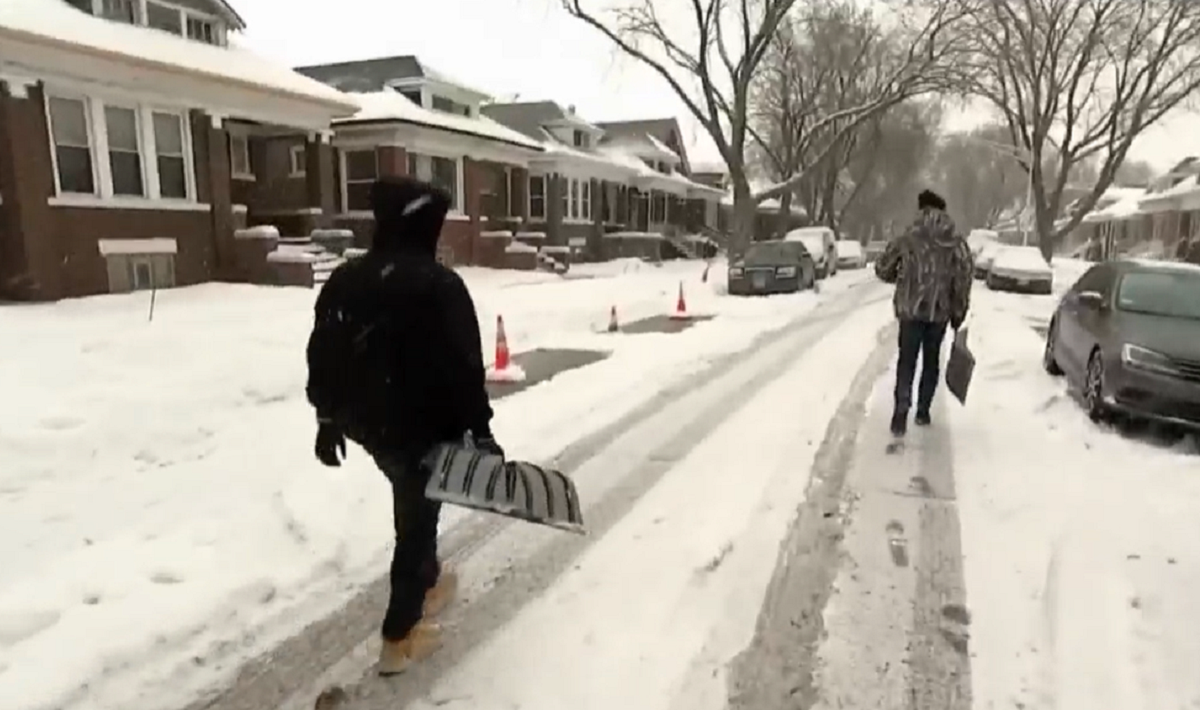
[894,319,948,415]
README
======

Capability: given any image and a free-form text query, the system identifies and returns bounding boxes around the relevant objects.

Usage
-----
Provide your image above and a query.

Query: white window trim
[562,176,592,224]
[102,102,149,198]
[229,134,254,180]
[134,0,227,45]
[289,144,306,178]
[339,148,378,216]
[43,90,200,209]
[528,174,547,220]
[405,150,466,217]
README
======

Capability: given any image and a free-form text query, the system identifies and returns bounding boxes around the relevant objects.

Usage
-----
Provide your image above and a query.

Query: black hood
[370,176,450,255]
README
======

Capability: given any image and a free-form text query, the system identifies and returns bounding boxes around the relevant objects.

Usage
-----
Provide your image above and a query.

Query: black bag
[945,326,975,405]
[422,441,586,534]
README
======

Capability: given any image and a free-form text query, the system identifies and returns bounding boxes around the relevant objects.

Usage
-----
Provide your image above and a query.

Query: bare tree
[1114,158,1157,187]
[927,125,1029,230]
[960,0,1200,258]
[559,0,971,251]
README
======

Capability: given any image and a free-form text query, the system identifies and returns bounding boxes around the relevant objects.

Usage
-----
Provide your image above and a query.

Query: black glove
[315,422,347,467]
[473,433,505,459]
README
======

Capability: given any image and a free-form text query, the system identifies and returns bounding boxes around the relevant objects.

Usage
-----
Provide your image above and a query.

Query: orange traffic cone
[670,281,690,320]
[607,305,620,333]
[493,315,510,371]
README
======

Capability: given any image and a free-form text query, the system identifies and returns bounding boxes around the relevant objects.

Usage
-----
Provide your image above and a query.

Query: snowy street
[3,258,1200,710]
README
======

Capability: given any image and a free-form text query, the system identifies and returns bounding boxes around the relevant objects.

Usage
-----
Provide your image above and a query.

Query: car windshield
[743,242,804,264]
[1116,270,1200,320]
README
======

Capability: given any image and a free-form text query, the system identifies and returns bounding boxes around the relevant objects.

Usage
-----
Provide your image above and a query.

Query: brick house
[481,101,642,260]
[295,56,547,268]
[0,0,358,300]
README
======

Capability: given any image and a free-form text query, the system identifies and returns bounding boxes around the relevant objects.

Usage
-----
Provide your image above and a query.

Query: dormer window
[187,15,218,43]
[573,130,586,148]
[73,0,227,46]
[431,95,471,117]
[101,0,136,23]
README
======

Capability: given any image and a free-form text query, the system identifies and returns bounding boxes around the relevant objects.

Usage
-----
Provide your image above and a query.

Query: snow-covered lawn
[954,260,1200,710]
[0,259,870,710]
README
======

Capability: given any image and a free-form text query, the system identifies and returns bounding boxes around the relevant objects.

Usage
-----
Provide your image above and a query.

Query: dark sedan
[728,240,818,296]
[1042,260,1200,429]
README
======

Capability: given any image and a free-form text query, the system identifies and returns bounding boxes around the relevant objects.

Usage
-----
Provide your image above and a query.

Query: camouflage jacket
[874,208,973,326]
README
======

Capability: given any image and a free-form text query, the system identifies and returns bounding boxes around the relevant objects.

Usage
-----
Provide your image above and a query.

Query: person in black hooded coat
[305,175,501,675]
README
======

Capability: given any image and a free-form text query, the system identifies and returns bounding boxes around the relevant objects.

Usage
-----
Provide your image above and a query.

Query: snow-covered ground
[0,258,870,710]
[952,263,1200,710]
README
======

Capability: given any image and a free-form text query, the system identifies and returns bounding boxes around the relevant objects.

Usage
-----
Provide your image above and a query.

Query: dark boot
[914,410,931,426]
[890,410,908,437]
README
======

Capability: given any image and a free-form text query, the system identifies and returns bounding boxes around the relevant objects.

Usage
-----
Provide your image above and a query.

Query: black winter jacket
[305,178,493,457]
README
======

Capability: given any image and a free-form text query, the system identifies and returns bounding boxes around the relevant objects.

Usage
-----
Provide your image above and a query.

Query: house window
[153,112,188,199]
[104,105,144,196]
[430,155,460,210]
[229,135,252,179]
[400,90,422,106]
[573,130,585,147]
[65,0,91,11]
[651,192,667,223]
[430,95,470,117]
[506,168,519,217]
[581,180,591,221]
[529,175,546,219]
[344,149,378,212]
[145,1,182,33]
[569,179,580,220]
[186,16,217,44]
[47,96,96,194]
[289,144,306,177]
[105,253,176,292]
[100,0,136,23]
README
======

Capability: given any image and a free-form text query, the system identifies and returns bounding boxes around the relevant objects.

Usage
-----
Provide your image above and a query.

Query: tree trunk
[730,180,757,257]
[778,192,794,237]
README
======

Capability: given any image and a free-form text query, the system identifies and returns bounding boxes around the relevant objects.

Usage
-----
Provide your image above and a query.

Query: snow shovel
[422,442,586,535]
[945,326,975,405]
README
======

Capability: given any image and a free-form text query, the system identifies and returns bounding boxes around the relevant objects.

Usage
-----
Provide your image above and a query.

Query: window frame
[289,143,307,178]
[580,179,591,221]
[43,89,198,205]
[406,151,465,214]
[341,148,379,213]
[529,174,546,220]
[102,103,146,197]
[229,134,253,180]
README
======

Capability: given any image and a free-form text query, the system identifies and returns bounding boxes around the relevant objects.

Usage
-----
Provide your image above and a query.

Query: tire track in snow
[725,321,896,710]
[181,280,884,710]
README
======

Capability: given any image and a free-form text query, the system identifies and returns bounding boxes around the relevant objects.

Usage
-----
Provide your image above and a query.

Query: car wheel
[1043,319,1064,376]
[1084,349,1111,422]
[986,274,998,290]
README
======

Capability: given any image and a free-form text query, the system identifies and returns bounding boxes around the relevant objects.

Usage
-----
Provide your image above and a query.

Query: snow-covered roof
[1082,188,1147,223]
[0,0,356,113]
[338,90,544,151]
[719,191,807,216]
[539,141,637,179]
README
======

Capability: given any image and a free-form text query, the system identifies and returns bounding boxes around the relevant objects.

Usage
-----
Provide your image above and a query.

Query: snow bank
[951,276,1200,710]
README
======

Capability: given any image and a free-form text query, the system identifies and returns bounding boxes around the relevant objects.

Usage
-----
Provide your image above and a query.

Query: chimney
[567,104,576,114]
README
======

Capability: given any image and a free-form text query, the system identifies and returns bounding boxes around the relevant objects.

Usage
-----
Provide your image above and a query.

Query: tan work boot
[377,620,441,676]
[422,569,459,618]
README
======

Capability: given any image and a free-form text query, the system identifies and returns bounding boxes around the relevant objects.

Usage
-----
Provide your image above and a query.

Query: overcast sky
[233,0,1195,172]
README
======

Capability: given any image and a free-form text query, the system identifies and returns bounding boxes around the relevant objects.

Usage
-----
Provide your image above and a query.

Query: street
[3,259,1198,710]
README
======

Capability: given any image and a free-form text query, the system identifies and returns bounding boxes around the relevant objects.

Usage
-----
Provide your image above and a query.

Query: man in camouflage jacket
[874,189,974,436]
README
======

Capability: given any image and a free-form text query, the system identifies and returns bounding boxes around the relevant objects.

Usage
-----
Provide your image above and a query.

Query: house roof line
[336,116,545,152]
[0,24,357,114]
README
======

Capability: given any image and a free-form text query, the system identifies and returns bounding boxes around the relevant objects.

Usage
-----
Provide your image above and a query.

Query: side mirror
[1076,291,1104,309]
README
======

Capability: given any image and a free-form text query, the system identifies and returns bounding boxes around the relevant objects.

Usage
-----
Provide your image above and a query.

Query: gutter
[0,25,359,116]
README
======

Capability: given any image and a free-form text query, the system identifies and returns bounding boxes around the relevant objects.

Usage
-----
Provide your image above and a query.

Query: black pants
[894,319,949,416]
[372,451,442,641]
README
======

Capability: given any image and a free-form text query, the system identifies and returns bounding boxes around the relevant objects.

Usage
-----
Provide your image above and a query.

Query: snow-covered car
[784,226,838,278]
[967,229,998,258]
[835,240,866,269]
[974,241,1002,279]
[986,245,1053,294]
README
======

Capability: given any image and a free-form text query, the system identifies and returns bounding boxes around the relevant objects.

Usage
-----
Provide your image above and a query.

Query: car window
[1072,264,1111,295]
[1115,269,1200,320]
[744,241,806,264]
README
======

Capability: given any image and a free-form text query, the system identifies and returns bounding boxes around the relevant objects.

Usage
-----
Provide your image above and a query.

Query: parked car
[986,245,1053,294]
[967,229,998,258]
[727,240,818,295]
[1043,260,1200,429]
[784,226,838,278]
[835,240,866,269]
[864,240,887,263]
[974,241,1001,279]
